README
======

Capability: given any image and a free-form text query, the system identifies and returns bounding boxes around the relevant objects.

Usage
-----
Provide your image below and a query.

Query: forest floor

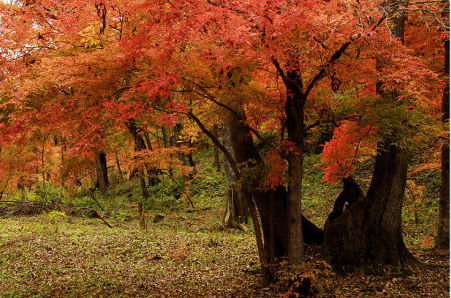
[0,204,448,297]
[0,154,448,297]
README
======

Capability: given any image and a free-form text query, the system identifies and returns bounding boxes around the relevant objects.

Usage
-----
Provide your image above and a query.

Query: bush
[276,260,334,297]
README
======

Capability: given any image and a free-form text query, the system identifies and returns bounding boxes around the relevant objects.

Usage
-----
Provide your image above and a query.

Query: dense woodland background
[0,0,449,296]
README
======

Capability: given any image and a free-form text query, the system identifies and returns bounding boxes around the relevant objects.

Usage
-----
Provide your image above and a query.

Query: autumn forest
[0,0,449,296]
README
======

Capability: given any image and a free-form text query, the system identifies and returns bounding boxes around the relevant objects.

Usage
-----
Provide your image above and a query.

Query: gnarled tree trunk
[322,143,415,266]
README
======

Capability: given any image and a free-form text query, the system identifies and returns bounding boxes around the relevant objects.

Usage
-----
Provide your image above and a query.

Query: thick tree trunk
[365,143,412,264]
[322,143,415,266]
[225,110,322,257]
[190,107,322,283]
[95,151,109,192]
[221,122,248,225]
[284,68,305,265]
[436,39,450,249]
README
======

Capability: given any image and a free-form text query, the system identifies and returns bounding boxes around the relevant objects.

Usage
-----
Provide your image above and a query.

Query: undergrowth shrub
[276,260,334,297]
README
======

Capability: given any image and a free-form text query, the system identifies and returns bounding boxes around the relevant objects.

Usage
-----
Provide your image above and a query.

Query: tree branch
[271,57,289,87]
[188,83,265,141]
[304,115,359,133]
[304,15,387,98]
[186,111,241,177]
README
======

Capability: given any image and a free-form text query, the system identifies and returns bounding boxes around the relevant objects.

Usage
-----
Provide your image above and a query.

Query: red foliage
[321,121,376,184]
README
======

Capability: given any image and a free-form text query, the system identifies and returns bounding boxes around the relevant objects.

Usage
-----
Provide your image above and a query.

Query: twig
[90,193,105,212]
[97,211,113,228]
[171,178,195,209]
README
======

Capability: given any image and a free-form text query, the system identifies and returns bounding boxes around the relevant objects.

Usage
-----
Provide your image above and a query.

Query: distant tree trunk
[187,153,196,167]
[187,138,196,168]
[213,124,221,172]
[41,134,49,191]
[61,141,66,188]
[322,7,415,266]
[171,123,185,163]
[138,202,147,230]
[126,119,148,198]
[313,124,334,154]
[115,152,124,181]
[142,129,160,186]
[162,126,169,148]
[187,137,197,178]
[436,39,450,249]
[143,129,152,151]
[95,151,109,192]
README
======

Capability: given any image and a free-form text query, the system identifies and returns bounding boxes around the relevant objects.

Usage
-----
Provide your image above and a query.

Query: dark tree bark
[284,67,305,265]
[322,143,416,266]
[222,110,322,257]
[327,177,363,221]
[94,151,109,192]
[436,39,450,249]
